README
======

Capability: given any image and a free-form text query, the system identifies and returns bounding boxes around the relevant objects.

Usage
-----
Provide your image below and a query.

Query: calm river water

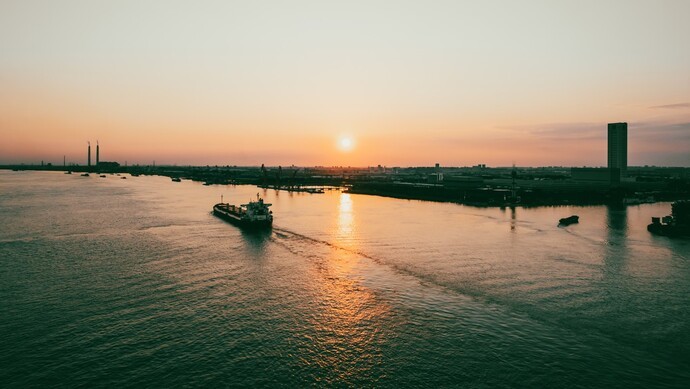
[1,171,689,388]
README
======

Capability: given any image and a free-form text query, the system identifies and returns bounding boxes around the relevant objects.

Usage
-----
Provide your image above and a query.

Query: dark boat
[81,173,90,177]
[213,194,273,230]
[558,215,579,226]
[99,174,107,178]
[648,201,690,237]
[172,177,181,182]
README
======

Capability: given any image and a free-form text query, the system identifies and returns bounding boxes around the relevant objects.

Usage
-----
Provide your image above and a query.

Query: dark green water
[1,171,689,387]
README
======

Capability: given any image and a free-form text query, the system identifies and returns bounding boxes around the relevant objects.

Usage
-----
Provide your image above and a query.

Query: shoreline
[3,165,690,209]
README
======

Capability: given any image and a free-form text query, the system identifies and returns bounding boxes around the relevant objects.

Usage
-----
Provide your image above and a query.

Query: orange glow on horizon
[0,2,688,167]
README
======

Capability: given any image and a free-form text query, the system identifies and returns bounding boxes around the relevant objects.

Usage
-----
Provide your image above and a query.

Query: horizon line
[2,163,690,169]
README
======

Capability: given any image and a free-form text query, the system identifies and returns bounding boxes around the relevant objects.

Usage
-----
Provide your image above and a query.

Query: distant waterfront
[1,170,689,387]
[2,164,689,208]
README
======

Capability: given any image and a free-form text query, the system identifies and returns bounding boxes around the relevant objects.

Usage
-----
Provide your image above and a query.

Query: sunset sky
[1,0,689,167]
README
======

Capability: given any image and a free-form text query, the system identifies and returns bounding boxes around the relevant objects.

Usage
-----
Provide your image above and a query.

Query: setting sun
[338,136,355,152]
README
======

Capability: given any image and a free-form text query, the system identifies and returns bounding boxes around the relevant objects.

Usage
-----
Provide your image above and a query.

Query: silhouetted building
[96,142,100,166]
[444,175,484,188]
[88,142,91,167]
[428,172,443,183]
[572,167,620,183]
[608,122,627,182]
[97,161,120,170]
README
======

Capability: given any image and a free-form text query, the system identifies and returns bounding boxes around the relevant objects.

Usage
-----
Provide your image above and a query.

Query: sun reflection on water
[291,192,393,383]
[337,192,355,243]
[301,247,391,384]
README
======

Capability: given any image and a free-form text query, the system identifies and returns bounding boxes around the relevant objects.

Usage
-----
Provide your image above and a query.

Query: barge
[213,194,273,229]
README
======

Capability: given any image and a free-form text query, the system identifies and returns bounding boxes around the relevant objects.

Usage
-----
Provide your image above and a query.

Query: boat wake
[270,227,381,265]
[266,225,639,351]
[269,226,527,308]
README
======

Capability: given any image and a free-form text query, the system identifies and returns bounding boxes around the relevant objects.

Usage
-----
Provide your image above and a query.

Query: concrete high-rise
[607,122,627,182]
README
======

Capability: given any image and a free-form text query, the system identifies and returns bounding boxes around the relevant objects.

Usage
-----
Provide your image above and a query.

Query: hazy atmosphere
[3,3,690,387]
[1,0,689,166]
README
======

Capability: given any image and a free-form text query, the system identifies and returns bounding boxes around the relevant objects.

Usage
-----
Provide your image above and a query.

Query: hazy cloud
[498,122,606,140]
[630,121,690,142]
[497,120,690,142]
[649,103,690,109]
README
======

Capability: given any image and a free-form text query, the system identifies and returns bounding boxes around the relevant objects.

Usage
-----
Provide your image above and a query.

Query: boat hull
[558,216,579,226]
[647,223,690,237]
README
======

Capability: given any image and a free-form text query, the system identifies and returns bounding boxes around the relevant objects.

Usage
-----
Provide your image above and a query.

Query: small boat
[81,173,90,177]
[121,176,127,179]
[99,175,107,178]
[172,177,181,182]
[213,194,273,229]
[558,215,579,226]
[65,171,72,174]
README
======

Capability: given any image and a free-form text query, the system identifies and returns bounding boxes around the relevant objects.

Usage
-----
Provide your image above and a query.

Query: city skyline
[1,1,689,167]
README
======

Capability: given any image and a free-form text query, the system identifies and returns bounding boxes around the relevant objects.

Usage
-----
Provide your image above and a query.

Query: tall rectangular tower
[607,122,627,181]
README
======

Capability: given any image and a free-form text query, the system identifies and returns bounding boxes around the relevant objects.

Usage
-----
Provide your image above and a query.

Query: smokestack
[88,142,91,167]
[96,141,100,166]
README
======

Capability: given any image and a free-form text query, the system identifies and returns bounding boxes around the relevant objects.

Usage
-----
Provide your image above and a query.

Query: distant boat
[81,173,90,177]
[213,194,273,230]
[172,177,181,182]
[558,215,579,226]
[121,176,127,179]
[65,171,72,174]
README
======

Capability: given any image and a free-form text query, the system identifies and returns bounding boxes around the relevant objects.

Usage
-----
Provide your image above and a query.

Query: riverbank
[4,165,690,208]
